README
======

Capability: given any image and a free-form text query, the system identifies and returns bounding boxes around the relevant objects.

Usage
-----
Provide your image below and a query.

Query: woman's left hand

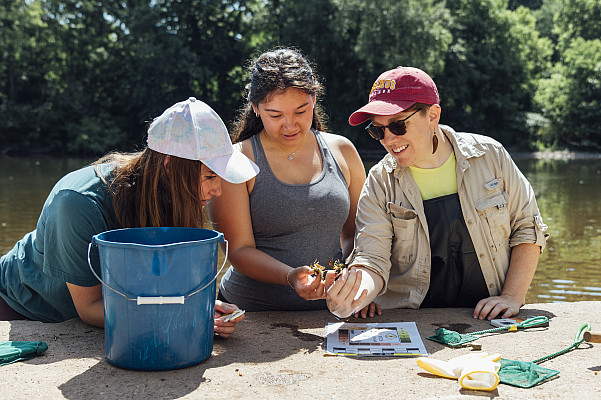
[473,294,521,320]
[288,266,327,300]
[214,300,245,338]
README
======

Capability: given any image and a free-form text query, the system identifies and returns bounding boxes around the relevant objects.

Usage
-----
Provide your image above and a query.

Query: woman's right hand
[324,268,368,318]
[287,266,327,300]
[214,300,245,338]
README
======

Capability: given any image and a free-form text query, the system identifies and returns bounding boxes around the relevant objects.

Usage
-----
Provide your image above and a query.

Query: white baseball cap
[147,97,259,183]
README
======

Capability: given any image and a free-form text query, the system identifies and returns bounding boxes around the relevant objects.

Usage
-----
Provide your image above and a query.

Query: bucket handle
[87,239,228,305]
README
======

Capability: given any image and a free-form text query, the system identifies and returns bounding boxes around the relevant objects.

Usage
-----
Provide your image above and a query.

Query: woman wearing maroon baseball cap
[326,66,548,321]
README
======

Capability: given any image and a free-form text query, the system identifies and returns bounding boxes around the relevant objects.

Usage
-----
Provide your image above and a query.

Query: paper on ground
[325,322,428,356]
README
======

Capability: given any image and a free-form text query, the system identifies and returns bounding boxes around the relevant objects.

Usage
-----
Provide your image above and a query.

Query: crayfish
[309,258,347,281]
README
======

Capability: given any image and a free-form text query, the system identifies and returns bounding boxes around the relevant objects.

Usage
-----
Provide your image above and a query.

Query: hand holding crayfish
[286,265,328,300]
[286,259,349,300]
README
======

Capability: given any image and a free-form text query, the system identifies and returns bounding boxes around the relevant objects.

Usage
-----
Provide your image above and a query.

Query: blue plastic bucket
[88,227,225,371]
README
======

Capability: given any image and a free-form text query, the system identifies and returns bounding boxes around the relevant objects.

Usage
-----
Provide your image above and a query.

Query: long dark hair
[232,48,328,143]
[95,149,206,229]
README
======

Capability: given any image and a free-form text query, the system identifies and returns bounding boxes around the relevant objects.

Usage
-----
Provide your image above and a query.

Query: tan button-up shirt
[348,125,548,309]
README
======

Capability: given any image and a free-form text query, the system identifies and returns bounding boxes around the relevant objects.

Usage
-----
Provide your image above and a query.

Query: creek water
[1,155,600,304]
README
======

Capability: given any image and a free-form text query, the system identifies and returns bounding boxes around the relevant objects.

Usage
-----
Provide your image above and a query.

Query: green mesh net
[496,323,591,388]
[498,358,559,388]
[0,341,48,366]
[427,316,548,347]
[427,327,479,346]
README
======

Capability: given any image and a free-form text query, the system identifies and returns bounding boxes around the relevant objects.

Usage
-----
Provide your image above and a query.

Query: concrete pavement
[1,301,599,399]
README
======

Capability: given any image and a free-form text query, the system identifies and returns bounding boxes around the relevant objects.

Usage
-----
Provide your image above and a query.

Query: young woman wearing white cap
[326,67,548,320]
[209,48,369,312]
[0,98,257,336]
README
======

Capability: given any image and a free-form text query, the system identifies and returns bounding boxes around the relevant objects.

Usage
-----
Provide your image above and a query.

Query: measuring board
[324,322,428,356]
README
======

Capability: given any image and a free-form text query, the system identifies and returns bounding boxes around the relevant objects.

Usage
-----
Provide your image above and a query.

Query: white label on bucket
[137,296,185,305]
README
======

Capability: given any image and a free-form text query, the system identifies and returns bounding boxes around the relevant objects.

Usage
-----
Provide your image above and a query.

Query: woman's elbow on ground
[78,308,104,328]
[66,282,104,328]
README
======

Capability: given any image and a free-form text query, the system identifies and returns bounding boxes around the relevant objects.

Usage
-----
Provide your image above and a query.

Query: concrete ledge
[1,301,600,399]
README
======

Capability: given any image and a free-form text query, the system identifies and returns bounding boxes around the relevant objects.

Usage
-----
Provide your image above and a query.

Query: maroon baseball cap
[349,66,440,126]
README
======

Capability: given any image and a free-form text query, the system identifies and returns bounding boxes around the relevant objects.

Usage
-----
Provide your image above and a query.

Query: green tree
[0,0,59,152]
[38,0,259,153]
[535,38,601,149]
[555,0,601,47]
[109,0,261,149]
[534,0,601,149]
[439,0,551,146]
[333,0,452,77]
[2,0,597,154]
[531,0,562,42]
[33,0,126,153]
[507,0,543,9]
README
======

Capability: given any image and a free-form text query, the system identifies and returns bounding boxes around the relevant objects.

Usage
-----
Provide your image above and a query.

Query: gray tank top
[219,130,350,311]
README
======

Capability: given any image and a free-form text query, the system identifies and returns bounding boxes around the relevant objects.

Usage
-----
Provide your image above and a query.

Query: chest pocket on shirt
[387,202,418,266]
[475,192,510,253]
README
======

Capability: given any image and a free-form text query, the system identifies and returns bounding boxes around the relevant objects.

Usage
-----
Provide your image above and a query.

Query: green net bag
[427,316,548,347]
[0,341,48,366]
[427,328,479,346]
[498,358,559,388]
[498,323,590,388]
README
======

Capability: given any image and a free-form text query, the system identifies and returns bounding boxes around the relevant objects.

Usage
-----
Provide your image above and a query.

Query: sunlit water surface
[1,156,600,304]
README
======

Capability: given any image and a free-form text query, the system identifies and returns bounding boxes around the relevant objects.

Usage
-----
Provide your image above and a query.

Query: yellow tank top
[409,152,458,200]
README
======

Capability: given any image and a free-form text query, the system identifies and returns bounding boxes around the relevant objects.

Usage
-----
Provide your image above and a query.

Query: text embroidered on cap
[370,79,396,98]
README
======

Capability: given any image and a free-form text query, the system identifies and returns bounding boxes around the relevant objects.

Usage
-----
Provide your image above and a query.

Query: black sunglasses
[365,108,423,140]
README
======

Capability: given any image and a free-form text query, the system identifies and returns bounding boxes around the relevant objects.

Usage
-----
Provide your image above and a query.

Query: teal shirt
[0,164,117,322]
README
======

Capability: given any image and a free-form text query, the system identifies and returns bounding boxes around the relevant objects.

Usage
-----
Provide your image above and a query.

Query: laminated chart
[325,322,428,356]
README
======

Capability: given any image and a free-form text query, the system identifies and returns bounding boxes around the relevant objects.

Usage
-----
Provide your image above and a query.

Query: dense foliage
[1,0,599,156]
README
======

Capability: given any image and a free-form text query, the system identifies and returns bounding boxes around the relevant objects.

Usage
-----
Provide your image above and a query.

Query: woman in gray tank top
[209,48,368,311]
